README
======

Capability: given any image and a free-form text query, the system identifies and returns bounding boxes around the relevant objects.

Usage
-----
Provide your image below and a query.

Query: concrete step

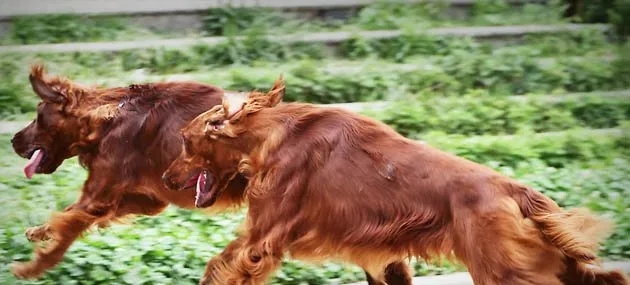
[0,24,608,54]
[0,0,546,34]
[0,0,546,18]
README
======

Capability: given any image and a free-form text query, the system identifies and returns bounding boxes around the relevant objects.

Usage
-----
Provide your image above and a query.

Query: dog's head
[11,65,93,178]
[163,76,285,208]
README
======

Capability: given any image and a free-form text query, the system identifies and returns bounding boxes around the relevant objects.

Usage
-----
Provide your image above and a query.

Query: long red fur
[10,65,248,279]
[168,78,629,285]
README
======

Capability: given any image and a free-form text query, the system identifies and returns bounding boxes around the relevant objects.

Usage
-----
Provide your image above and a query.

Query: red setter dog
[164,77,629,285]
[9,65,250,279]
[10,66,387,284]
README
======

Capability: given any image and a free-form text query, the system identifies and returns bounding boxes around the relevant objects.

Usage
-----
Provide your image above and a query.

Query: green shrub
[354,0,448,30]
[423,128,626,168]
[202,7,271,36]
[471,0,566,25]
[7,15,130,44]
[609,0,630,40]
[565,0,629,41]
[371,95,630,137]
[0,60,35,116]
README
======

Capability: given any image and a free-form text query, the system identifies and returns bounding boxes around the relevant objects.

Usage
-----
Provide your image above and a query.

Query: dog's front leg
[11,176,117,279]
[201,234,284,285]
[24,202,81,243]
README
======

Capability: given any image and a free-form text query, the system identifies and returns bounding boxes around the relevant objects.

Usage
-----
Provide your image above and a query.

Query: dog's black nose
[10,137,15,144]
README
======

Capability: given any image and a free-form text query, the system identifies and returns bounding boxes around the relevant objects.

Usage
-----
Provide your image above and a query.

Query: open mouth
[24,149,45,179]
[193,170,219,208]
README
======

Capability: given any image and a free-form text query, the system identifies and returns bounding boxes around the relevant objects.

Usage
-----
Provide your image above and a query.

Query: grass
[1,125,629,284]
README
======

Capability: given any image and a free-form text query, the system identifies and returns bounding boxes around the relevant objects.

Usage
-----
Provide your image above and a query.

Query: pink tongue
[195,171,207,204]
[24,149,43,179]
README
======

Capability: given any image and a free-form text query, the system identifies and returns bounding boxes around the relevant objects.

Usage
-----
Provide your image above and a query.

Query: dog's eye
[206,119,225,130]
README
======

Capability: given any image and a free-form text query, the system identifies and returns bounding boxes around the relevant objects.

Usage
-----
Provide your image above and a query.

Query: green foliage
[340,33,489,62]
[2,0,572,45]
[353,0,448,30]
[471,0,566,25]
[224,55,625,103]
[0,60,34,116]
[202,7,269,36]
[7,15,130,44]
[522,28,609,55]
[1,49,624,117]
[1,128,628,284]
[424,128,626,168]
[371,95,630,137]
[3,26,612,75]
[566,0,629,41]
[117,37,324,74]
[608,0,630,40]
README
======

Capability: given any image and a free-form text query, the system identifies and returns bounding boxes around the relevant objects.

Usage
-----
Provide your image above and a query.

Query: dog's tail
[511,183,629,284]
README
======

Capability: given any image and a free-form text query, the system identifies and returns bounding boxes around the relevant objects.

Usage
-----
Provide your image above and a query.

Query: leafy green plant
[8,15,131,44]
[471,0,566,25]
[354,0,448,30]
[609,0,630,40]
[423,128,626,168]
[202,7,269,36]
[371,95,630,137]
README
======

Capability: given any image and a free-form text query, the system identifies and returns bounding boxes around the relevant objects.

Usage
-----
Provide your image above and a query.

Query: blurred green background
[0,0,629,284]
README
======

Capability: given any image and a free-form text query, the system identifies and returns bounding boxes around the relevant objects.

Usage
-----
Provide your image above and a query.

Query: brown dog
[164,77,629,285]
[10,66,395,284]
[9,65,250,279]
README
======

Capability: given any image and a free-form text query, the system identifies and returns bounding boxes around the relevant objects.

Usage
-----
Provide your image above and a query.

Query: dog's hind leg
[366,261,413,285]
[451,197,566,285]
[559,257,629,285]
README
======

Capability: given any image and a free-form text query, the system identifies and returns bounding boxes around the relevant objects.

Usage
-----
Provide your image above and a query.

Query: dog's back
[246,102,628,285]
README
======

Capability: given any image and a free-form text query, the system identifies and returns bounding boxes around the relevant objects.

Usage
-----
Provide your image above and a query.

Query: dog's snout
[10,137,15,144]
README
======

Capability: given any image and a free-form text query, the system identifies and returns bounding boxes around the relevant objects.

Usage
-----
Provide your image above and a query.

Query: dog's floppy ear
[29,64,66,104]
[203,105,227,136]
[230,75,286,120]
[266,75,285,108]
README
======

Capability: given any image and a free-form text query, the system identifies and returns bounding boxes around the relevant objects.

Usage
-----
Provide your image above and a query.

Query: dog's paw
[25,225,52,242]
[11,261,44,280]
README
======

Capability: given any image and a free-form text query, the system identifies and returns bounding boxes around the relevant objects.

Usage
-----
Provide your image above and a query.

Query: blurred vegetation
[565,0,630,40]
[370,95,630,137]
[1,28,626,114]
[1,0,570,45]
